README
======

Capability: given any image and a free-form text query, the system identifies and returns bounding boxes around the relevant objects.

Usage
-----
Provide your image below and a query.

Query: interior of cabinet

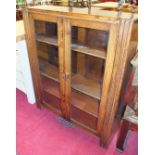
[33,20,110,131]
[34,20,61,111]
[70,26,109,130]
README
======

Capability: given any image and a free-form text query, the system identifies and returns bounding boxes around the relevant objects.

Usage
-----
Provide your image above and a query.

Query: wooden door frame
[99,19,135,147]
[23,8,66,117]
[23,8,42,108]
[97,22,119,133]
[63,18,119,131]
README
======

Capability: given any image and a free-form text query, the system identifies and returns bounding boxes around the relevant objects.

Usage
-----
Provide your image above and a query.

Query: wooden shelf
[36,34,58,46]
[71,90,99,117]
[39,57,59,82]
[42,76,61,111]
[36,35,106,59]
[72,43,106,59]
[42,73,99,117]
[39,58,101,100]
[43,101,61,115]
[72,74,101,100]
[42,71,99,117]
[42,77,60,98]
[70,118,97,135]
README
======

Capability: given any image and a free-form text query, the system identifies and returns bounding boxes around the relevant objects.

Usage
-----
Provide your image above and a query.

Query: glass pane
[34,20,60,111]
[70,26,109,130]
[71,26,109,59]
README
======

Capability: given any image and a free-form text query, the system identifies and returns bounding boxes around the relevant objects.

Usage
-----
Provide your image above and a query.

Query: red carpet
[16,89,138,155]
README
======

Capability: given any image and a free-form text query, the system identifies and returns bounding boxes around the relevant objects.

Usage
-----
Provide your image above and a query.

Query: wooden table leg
[116,120,130,151]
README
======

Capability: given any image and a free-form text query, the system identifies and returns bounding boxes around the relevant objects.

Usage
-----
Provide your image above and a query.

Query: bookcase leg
[36,101,42,109]
[37,104,42,110]
[99,138,108,148]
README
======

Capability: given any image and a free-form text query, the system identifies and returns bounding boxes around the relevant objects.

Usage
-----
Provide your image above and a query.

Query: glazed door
[63,19,118,134]
[27,13,65,115]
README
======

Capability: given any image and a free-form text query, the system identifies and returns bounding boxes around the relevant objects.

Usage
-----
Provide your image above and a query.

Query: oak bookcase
[23,5,138,147]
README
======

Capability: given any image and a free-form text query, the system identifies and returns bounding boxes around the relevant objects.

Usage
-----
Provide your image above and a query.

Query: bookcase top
[27,5,138,22]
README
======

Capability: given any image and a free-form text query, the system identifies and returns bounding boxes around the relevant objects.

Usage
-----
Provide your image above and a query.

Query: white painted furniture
[16,20,36,104]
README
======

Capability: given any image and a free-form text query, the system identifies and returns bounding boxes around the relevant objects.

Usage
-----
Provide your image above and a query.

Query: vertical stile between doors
[63,18,71,119]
